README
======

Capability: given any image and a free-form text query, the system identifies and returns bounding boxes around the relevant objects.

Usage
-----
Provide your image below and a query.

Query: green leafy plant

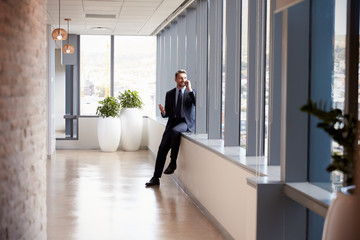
[96,96,121,118]
[118,90,144,109]
[300,99,357,186]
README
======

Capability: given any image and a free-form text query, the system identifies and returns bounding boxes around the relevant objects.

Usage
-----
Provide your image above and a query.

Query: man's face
[175,73,187,88]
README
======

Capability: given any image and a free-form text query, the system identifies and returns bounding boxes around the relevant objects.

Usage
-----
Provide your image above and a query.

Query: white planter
[97,117,121,152]
[120,108,143,151]
[322,186,358,240]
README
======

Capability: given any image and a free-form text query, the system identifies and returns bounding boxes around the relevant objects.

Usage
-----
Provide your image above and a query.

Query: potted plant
[300,99,358,240]
[118,90,144,151]
[96,96,121,152]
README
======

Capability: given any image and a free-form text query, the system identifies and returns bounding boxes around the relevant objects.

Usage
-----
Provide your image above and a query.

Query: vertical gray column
[224,0,241,146]
[268,1,282,165]
[171,22,178,79]
[73,35,80,137]
[177,15,186,70]
[247,0,266,156]
[186,8,196,81]
[63,34,80,139]
[195,0,208,134]
[65,65,74,138]
[164,28,172,102]
[247,0,256,155]
[280,1,309,183]
[207,0,223,139]
[344,0,359,117]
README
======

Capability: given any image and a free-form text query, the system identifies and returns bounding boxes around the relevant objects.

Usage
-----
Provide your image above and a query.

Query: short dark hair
[175,69,187,78]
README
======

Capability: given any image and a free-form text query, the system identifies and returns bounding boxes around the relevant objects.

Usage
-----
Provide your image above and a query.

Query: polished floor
[47,150,225,240]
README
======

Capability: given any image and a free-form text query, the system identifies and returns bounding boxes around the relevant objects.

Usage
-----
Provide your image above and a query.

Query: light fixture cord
[67,20,70,46]
[58,0,60,29]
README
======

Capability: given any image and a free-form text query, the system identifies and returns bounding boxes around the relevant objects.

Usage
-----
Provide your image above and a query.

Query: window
[114,36,156,118]
[80,35,111,115]
[264,0,271,155]
[330,0,347,188]
[308,0,346,191]
[222,0,226,139]
[80,35,156,117]
[241,0,248,148]
[333,0,347,111]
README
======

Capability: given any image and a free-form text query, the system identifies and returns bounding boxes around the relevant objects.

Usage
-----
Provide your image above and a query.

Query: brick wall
[0,0,47,239]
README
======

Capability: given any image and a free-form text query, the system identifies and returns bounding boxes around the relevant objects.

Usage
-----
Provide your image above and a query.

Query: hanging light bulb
[63,44,74,54]
[62,18,74,54]
[52,28,67,40]
[52,0,67,41]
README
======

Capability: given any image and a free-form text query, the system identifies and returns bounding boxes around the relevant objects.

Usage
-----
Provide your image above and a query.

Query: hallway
[47,150,225,240]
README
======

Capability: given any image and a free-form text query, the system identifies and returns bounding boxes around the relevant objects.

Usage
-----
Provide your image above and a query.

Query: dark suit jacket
[162,88,196,132]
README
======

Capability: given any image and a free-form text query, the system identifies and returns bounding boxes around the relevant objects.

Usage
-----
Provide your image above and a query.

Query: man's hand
[184,79,192,92]
[158,104,165,115]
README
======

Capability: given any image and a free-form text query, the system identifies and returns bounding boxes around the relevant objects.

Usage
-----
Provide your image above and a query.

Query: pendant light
[51,0,67,40]
[62,18,74,54]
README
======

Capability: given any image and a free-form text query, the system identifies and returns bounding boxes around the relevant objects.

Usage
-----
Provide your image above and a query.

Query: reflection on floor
[47,150,225,240]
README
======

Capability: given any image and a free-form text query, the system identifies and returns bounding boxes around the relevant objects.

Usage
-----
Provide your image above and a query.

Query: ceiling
[46,0,193,36]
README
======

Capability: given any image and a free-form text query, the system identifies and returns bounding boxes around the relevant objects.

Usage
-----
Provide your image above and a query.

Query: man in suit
[146,69,195,187]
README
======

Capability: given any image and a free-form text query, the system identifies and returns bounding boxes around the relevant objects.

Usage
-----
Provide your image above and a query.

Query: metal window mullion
[186,8,196,80]
[195,0,208,134]
[224,0,241,146]
[247,0,266,156]
[254,0,267,156]
[208,0,223,139]
[110,35,114,96]
[268,0,282,165]
[344,0,359,118]
[65,65,73,137]
[164,28,172,99]
[171,22,178,78]
[73,35,80,138]
[280,1,309,183]
[178,16,186,69]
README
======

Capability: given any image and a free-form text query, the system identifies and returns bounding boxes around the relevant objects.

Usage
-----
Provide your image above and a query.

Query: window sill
[284,182,334,217]
[154,116,280,181]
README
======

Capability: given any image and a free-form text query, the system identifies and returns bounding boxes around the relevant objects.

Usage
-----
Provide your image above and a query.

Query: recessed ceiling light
[89,26,112,31]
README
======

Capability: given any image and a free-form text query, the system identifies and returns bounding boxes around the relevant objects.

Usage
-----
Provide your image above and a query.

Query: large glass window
[114,36,156,118]
[332,0,347,170]
[80,35,111,115]
[333,0,347,111]
[307,0,346,191]
[80,35,156,116]
[222,0,226,139]
[264,0,271,155]
[241,0,248,147]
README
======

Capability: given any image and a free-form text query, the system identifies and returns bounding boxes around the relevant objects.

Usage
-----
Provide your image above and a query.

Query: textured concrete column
[0,1,47,239]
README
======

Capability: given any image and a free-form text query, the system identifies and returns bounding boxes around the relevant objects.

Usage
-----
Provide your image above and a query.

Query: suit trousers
[153,118,187,178]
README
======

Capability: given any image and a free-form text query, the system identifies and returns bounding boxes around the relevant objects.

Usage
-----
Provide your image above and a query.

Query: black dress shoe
[164,164,177,174]
[145,177,160,187]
